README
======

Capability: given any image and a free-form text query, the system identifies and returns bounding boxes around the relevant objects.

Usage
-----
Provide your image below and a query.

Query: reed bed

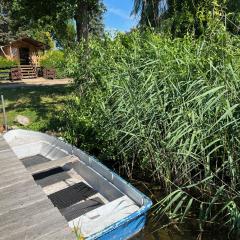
[63,25,240,237]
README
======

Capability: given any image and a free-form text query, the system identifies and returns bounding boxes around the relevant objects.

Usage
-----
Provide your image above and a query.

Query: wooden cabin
[0,37,48,66]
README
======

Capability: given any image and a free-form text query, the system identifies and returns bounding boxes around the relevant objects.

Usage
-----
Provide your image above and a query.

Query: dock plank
[0,136,75,240]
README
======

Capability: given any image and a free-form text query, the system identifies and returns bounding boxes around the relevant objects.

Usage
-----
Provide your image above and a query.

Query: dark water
[131,224,227,240]
[129,181,228,240]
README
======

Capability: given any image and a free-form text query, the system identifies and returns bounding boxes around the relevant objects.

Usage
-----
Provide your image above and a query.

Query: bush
[40,50,68,78]
[0,56,17,68]
[63,27,240,237]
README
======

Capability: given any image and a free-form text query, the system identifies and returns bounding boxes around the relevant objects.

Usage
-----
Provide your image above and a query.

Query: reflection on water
[129,181,228,240]
[131,223,228,240]
[131,222,197,240]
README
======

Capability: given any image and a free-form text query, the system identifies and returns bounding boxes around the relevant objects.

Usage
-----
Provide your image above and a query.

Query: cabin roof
[5,37,49,50]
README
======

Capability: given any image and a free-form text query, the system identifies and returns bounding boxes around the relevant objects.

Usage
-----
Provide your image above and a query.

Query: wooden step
[20,65,35,67]
[28,155,79,175]
[22,76,37,79]
[21,70,35,72]
[21,73,36,76]
[19,65,37,79]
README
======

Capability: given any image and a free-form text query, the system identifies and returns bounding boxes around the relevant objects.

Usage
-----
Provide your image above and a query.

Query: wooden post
[1,95,7,131]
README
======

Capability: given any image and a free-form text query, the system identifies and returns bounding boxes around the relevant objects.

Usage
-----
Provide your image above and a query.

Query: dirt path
[0,77,73,88]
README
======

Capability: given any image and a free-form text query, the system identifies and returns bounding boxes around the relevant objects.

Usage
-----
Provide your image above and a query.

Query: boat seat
[34,170,71,187]
[28,155,79,175]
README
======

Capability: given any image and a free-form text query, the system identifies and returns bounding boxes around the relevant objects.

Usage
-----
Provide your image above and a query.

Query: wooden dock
[0,136,75,240]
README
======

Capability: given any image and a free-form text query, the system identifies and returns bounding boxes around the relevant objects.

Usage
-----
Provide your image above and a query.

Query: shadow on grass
[0,85,74,132]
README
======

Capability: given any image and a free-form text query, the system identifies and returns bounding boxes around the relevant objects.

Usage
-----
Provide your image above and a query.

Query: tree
[132,0,162,28]
[132,0,240,36]
[0,1,13,45]
[10,0,105,43]
[0,0,54,48]
[166,0,240,36]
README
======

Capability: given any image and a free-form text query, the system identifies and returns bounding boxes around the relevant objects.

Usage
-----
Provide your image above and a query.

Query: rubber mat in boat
[48,182,97,209]
[21,154,50,167]
[33,167,64,180]
[60,197,104,221]
[35,171,71,187]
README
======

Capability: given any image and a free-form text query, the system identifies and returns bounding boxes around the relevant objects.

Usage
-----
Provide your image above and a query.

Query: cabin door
[19,48,30,65]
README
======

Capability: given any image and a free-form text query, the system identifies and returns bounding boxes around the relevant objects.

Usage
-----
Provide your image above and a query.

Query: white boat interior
[4,130,146,238]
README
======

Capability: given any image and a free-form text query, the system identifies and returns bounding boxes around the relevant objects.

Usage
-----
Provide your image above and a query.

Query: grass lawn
[0,85,73,131]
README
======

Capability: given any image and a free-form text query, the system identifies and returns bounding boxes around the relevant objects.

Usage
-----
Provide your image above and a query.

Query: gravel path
[0,77,72,89]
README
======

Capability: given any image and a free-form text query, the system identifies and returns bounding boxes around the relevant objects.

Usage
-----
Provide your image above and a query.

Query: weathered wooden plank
[0,165,26,176]
[0,181,43,206]
[39,227,75,240]
[0,141,10,151]
[0,190,46,215]
[0,209,70,240]
[28,155,79,175]
[0,150,18,162]
[0,136,75,240]
[0,199,54,230]
[0,173,33,189]
[0,208,60,233]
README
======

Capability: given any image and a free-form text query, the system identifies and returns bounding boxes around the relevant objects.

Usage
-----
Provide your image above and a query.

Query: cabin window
[12,47,18,57]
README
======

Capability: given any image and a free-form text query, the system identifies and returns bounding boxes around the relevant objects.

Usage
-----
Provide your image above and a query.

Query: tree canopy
[0,1,14,45]
[132,0,240,36]
[10,0,105,44]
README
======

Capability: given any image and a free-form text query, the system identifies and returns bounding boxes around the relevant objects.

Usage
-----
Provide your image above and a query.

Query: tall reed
[63,26,240,236]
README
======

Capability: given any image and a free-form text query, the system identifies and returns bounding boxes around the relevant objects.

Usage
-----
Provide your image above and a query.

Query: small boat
[4,129,152,240]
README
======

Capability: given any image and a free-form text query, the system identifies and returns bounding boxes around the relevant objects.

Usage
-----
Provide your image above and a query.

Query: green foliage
[0,1,14,44]
[10,0,106,43]
[132,0,240,36]
[63,28,240,236]
[31,30,55,49]
[132,0,161,28]
[54,20,76,48]
[0,56,17,68]
[40,50,68,78]
[166,0,240,36]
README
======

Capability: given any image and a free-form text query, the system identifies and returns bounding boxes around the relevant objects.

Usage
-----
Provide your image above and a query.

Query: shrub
[40,50,68,78]
[0,56,17,68]
[63,27,240,237]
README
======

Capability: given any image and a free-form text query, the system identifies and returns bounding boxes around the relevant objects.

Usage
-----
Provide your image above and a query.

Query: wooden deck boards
[0,136,75,240]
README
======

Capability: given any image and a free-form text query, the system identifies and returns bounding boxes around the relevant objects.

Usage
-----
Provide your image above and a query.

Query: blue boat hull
[4,129,153,240]
[90,214,146,240]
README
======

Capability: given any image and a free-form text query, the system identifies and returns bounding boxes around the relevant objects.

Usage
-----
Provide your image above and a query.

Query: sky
[103,0,138,32]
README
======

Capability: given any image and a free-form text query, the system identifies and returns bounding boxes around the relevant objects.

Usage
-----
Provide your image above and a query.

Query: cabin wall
[0,41,43,66]
[11,41,40,65]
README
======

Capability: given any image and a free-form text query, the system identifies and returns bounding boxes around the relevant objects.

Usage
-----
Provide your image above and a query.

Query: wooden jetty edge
[0,136,75,240]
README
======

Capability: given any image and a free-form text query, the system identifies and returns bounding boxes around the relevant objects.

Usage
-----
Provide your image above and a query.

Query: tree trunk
[140,0,160,28]
[74,0,89,42]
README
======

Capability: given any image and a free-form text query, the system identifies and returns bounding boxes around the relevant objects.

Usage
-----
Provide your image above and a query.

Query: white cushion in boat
[69,195,139,237]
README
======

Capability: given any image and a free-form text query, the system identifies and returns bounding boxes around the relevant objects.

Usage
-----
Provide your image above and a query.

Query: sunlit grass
[0,85,73,131]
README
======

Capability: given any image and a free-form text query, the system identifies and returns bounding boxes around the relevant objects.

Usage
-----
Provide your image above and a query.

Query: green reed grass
[63,25,240,237]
